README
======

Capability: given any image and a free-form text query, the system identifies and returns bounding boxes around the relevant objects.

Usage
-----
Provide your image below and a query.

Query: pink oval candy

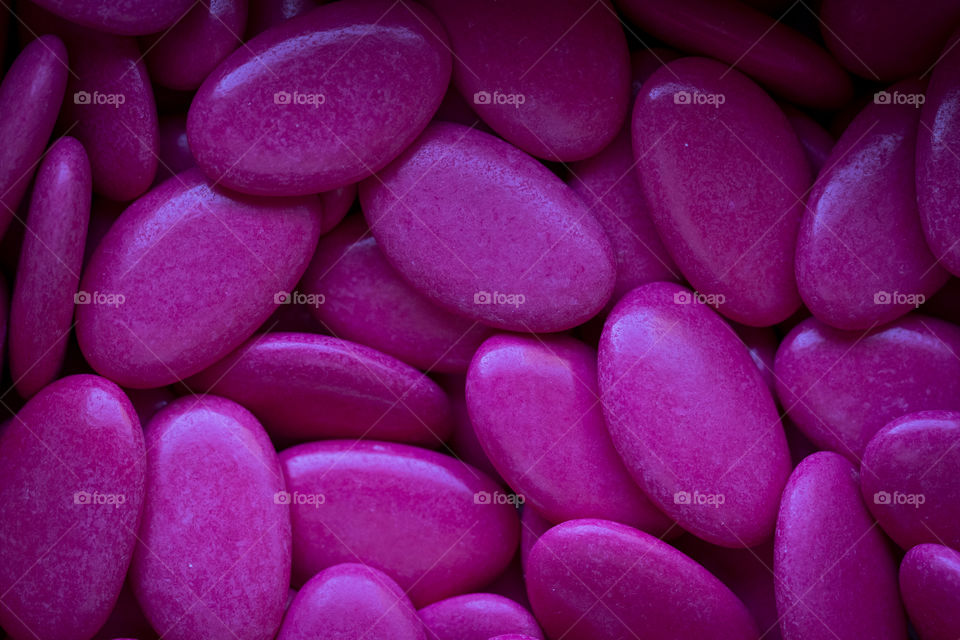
[130,396,290,640]
[187,332,452,445]
[633,57,809,326]
[144,0,248,91]
[302,215,491,373]
[188,0,450,195]
[420,0,628,161]
[281,440,519,607]
[76,169,322,388]
[318,184,356,233]
[278,563,425,640]
[418,593,543,640]
[783,105,834,175]
[599,282,791,547]
[0,375,145,640]
[861,410,960,550]
[0,35,67,240]
[440,374,503,483]
[527,519,758,639]
[774,314,960,461]
[797,79,947,330]
[900,544,960,640]
[467,333,672,533]
[9,136,90,398]
[362,122,615,332]
[616,0,851,109]
[775,452,906,639]
[29,0,193,35]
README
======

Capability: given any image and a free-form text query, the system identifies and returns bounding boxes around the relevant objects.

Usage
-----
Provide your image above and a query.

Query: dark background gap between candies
[0,0,959,639]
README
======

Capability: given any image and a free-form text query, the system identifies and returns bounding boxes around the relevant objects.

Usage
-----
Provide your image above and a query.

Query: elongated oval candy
[616,0,851,109]
[899,544,960,640]
[420,0,628,161]
[302,216,491,373]
[568,126,679,304]
[599,282,791,547]
[0,375,145,640]
[0,35,67,240]
[188,332,452,445]
[775,452,906,639]
[362,122,615,332]
[144,0,248,91]
[9,136,90,398]
[419,593,542,640]
[918,30,960,277]
[76,169,322,388]
[861,411,960,550]
[188,0,450,195]
[59,32,158,201]
[130,396,290,640]
[797,79,947,330]
[29,0,194,35]
[633,57,809,326]
[281,440,519,607]
[467,333,672,533]
[278,563,425,640]
[774,315,960,461]
[527,519,758,639]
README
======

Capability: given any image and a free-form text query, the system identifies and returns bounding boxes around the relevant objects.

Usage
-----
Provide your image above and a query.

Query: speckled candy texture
[599,282,791,547]
[633,57,810,326]
[362,122,615,332]
[0,375,145,640]
[188,0,451,195]
[900,544,960,640]
[418,593,543,640]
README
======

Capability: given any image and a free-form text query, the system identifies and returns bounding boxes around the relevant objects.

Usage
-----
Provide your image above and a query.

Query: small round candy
[418,593,543,640]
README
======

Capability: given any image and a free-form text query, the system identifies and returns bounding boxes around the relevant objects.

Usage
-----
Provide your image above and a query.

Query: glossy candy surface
[418,593,543,640]
[899,544,960,640]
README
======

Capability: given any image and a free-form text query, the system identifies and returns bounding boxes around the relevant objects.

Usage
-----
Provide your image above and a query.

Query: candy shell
[29,0,194,35]
[245,0,318,38]
[154,115,193,183]
[782,105,833,175]
[899,544,960,640]
[318,184,355,234]
[418,593,543,640]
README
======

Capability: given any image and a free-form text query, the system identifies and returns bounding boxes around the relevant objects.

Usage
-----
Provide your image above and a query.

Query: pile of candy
[1,0,960,638]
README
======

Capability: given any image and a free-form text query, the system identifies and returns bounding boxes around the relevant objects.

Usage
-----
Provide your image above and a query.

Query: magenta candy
[76,169,322,388]
[317,183,356,234]
[362,122,615,332]
[774,314,960,461]
[188,0,450,196]
[278,563,425,640]
[420,0,628,161]
[0,35,67,240]
[633,57,809,326]
[616,0,851,109]
[9,137,91,398]
[29,0,193,35]
[245,0,317,37]
[281,440,519,607]
[302,216,492,373]
[731,322,778,392]
[899,544,960,640]
[418,593,543,640]
[154,115,194,183]
[861,411,960,550]
[130,396,290,640]
[820,0,960,81]
[568,126,680,304]
[188,332,452,445]
[0,375,145,640]
[797,79,947,330]
[527,519,758,639]
[144,0,248,91]
[918,31,960,277]
[775,452,906,639]
[783,106,834,175]
[439,374,503,483]
[599,282,791,547]
[519,507,552,572]
[467,333,672,533]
